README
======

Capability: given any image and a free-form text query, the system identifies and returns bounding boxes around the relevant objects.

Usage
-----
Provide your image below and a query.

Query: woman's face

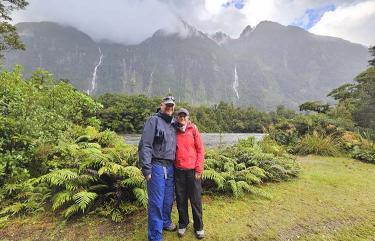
[177,114,188,125]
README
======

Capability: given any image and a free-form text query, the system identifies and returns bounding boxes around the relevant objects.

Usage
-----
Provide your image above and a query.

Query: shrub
[351,136,375,164]
[294,131,342,156]
[35,127,144,221]
[202,137,300,198]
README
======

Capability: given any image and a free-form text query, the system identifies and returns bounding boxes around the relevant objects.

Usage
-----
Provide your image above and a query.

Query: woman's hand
[195,172,202,180]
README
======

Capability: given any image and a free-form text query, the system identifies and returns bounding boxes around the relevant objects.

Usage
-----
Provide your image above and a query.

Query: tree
[352,67,375,129]
[0,0,28,59]
[327,67,375,130]
[299,101,330,114]
[369,45,375,67]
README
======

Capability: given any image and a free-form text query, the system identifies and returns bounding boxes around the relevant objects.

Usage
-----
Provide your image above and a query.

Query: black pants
[174,168,203,231]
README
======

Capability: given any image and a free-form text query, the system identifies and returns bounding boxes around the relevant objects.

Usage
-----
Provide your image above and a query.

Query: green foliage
[294,132,342,156]
[0,0,29,59]
[299,101,330,114]
[352,140,375,164]
[97,96,274,134]
[329,67,375,130]
[0,66,301,223]
[369,45,375,67]
[0,180,49,218]
[33,126,145,221]
[97,94,160,133]
[202,137,299,197]
[0,67,102,185]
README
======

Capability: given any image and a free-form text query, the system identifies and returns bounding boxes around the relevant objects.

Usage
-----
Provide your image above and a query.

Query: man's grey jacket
[138,111,177,177]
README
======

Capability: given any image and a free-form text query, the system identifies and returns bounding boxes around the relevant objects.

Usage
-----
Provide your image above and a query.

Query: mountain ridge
[4,21,369,110]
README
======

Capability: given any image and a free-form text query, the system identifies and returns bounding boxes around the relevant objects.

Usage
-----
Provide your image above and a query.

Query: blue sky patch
[222,0,245,10]
[292,4,336,30]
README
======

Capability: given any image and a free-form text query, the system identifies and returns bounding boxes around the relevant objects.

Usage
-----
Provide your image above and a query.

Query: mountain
[3,21,369,110]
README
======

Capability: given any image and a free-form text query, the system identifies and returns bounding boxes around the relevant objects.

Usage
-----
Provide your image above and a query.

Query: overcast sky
[12,0,375,46]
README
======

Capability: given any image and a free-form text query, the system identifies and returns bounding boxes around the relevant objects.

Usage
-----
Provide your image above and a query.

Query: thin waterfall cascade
[233,65,240,99]
[88,47,103,95]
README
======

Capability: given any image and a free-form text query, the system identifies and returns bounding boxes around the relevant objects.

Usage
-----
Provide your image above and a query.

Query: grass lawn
[1,156,375,241]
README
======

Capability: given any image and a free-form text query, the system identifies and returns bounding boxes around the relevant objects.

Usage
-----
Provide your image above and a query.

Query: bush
[294,132,342,156]
[0,67,101,185]
[37,127,144,222]
[202,137,300,198]
[351,137,375,163]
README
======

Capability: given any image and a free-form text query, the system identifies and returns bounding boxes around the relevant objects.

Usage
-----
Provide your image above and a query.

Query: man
[138,95,177,241]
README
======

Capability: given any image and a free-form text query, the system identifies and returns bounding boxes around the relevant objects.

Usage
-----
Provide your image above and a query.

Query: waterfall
[233,65,239,99]
[88,47,103,95]
[147,70,154,96]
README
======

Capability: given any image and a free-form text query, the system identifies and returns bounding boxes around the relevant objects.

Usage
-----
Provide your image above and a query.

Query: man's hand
[146,174,151,181]
[195,172,202,180]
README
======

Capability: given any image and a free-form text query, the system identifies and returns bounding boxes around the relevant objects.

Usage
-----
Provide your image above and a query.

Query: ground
[1,156,375,241]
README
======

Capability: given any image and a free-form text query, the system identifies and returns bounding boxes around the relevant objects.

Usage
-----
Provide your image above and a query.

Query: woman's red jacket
[175,122,205,174]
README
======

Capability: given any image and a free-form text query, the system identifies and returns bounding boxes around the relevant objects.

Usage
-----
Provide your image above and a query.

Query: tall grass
[295,131,342,156]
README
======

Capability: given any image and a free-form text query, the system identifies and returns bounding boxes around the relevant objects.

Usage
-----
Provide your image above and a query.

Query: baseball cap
[162,95,175,105]
[177,108,189,116]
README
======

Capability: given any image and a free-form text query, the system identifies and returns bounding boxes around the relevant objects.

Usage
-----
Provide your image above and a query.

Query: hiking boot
[177,227,186,237]
[195,230,205,239]
[163,223,177,232]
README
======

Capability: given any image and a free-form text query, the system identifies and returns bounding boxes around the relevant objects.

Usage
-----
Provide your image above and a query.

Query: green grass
[1,156,375,241]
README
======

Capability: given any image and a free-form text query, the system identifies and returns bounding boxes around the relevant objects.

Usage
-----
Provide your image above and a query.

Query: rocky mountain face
[4,21,369,110]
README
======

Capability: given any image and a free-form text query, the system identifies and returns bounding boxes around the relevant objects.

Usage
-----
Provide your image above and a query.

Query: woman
[174,108,205,239]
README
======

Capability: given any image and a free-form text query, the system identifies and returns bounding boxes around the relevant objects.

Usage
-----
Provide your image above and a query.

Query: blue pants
[147,163,174,241]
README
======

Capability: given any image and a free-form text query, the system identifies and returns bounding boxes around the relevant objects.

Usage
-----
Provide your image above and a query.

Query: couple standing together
[138,95,205,241]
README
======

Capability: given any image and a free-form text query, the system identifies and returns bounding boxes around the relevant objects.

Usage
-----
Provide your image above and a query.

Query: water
[123,133,265,148]
[88,47,103,95]
[233,65,239,99]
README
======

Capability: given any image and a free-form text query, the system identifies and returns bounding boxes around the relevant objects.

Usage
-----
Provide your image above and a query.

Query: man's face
[160,103,175,116]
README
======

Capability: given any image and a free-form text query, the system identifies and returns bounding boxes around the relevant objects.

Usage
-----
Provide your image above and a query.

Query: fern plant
[202,137,299,198]
[35,127,146,221]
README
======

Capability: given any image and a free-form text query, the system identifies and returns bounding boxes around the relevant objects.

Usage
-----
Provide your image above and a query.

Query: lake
[123,133,265,148]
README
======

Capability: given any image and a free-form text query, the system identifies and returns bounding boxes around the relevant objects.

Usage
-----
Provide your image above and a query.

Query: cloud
[12,0,183,44]
[310,1,375,46]
[11,0,374,45]
[292,4,336,30]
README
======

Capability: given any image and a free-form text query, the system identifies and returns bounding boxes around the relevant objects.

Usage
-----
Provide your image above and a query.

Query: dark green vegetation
[268,50,375,163]
[97,93,275,133]
[0,0,28,59]
[0,67,299,225]
[1,156,374,241]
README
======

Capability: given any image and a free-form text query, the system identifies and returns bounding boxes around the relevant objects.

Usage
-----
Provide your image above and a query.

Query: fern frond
[240,172,261,184]
[248,166,267,179]
[202,170,225,189]
[98,162,127,176]
[78,142,101,150]
[52,191,73,210]
[38,169,78,187]
[122,176,144,188]
[63,203,80,218]
[111,208,124,222]
[0,202,24,216]
[122,166,143,178]
[227,180,241,198]
[241,185,272,199]
[73,191,97,213]
[133,188,148,207]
